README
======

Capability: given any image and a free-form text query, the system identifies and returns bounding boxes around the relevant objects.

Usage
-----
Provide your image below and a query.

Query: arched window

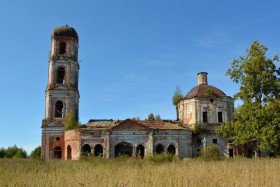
[67,145,72,160]
[82,144,91,156]
[156,144,164,154]
[167,145,176,155]
[59,42,66,54]
[57,67,65,84]
[54,147,62,159]
[136,144,145,158]
[55,101,63,118]
[94,144,103,157]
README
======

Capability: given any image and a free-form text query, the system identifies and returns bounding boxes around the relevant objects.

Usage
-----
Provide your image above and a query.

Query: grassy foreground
[0,158,280,187]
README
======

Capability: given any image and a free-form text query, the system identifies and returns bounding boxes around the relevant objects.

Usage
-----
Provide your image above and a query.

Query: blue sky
[0,0,279,153]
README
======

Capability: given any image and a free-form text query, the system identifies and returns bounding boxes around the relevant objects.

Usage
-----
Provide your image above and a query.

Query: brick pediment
[110,119,150,130]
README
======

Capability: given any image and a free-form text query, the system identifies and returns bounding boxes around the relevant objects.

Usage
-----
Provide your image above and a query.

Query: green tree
[30,146,41,159]
[0,148,5,158]
[65,110,79,130]
[155,114,161,121]
[147,113,155,120]
[172,86,183,120]
[217,41,280,157]
[259,99,280,154]
[4,145,27,158]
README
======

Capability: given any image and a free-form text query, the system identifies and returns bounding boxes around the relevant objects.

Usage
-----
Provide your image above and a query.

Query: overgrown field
[1,158,280,187]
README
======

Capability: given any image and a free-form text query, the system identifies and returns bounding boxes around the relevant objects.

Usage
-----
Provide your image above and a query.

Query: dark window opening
[156,144,164,154]
[57,67,65,84]
[82,144,91,156]
[167,145,176,155]
[54,147,62,159]
[55,101,63,118]
[59,42,66,54]
[136,144,145,159]
[56,137,60,141]
[94,144,103,157]
[218,112,223,123]
[210,99,214,103]
[115,142,133,157]
[229,148,233,158]
[67,145,72,160]
[196,149,201,157]
[197,139,202,144]
[212,139,218,144]
[203,111,208,123]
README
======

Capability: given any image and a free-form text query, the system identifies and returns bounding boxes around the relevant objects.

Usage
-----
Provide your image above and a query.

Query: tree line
[0,145,41,159]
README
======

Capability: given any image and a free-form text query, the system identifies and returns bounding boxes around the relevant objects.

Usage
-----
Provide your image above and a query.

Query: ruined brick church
[41,25,234,160]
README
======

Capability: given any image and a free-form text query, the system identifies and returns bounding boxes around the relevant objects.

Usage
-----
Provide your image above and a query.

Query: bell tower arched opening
[55,101,64,118]
[59,42,66,54]
[57,67,65,84]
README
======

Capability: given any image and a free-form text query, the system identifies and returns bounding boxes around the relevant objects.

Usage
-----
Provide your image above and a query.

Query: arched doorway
[115,142,133,157]
[167,145,176,155]
[67,145,72,160]
[94,144,103,157]
[136,144,145,158]
[156,144,164,154]
[82,144,91,156]
[54,147,62,159]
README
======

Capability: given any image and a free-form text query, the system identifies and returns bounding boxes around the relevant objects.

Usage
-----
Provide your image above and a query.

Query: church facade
[41,26,234,160]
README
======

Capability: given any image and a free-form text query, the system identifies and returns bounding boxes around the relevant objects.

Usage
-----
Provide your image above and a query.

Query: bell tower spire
[45,25,79,120]
[41,25,80,159]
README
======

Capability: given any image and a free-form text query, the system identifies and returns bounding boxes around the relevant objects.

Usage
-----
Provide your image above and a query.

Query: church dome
[184,84,226,99]
[52,25,78,41]
[184,72,227,99]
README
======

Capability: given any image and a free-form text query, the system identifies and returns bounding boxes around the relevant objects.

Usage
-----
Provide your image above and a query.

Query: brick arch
[94,144,103,157]
[136,144,145,158]
[115,142,133,157]
[167,144,176,155]
[155,144,164,154]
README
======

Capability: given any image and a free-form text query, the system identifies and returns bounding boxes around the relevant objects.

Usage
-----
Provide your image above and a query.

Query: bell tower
[41,25,80,159]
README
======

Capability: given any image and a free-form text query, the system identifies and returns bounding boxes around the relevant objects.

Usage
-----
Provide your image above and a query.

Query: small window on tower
[59,42,66,54]
[55,101,63,118]
[203,111,208,123]
[57,67,65,84]
[218,112,223,123]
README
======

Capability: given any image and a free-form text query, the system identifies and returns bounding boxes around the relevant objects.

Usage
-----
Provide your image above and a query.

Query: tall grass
[0,157,280,186]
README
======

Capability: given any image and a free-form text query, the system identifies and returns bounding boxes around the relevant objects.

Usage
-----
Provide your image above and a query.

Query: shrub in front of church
[147,153,176,162]
[199,143,224,161]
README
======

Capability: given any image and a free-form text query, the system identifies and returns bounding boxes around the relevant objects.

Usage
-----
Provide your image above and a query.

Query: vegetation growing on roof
[65,110,80,131]
[204,88,214,96]
[172,86,183,120]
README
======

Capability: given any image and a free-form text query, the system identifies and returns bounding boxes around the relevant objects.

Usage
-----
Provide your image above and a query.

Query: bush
[4,145,27,158]
[147,153,176,163]
[0,148,5,158]
[30,146,41,159]
[65,111,79,130]
[199,143,223,161]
